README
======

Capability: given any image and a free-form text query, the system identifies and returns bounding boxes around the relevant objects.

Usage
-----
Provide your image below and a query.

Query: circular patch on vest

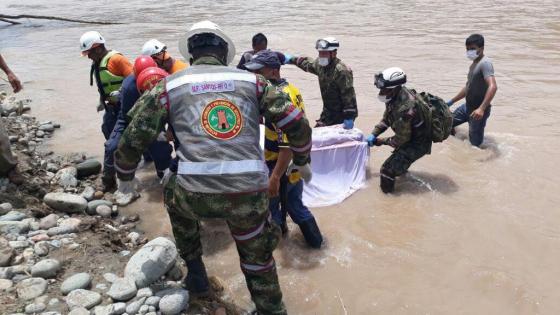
[201,99,243,140]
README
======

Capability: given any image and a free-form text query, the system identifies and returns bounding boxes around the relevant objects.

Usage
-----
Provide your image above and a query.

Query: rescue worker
[245,50,323,248]
[142,39,188,74]
[103,57,173,190]
[286,37,358,128]
[0,53,21,178]
[237,33,268,70]
[80,31,133,191]
[114,21,313,315]
[366,67,432,193]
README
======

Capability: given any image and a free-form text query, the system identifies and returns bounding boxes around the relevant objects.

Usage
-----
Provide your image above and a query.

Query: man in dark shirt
[237,33,268,70]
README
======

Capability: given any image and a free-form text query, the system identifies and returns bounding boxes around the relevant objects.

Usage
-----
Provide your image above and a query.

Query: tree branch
[0,17,21,25]
[0,14,123,25]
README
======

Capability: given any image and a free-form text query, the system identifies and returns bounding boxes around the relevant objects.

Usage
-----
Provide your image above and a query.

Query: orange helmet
[133,56,157,77]
[136,67,169,92]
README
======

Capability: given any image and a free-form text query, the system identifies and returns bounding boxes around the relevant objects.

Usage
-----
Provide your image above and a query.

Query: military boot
[182,257,210,296]
[298,217,323,249]
[380,173,395,193]
[98,169,117,192]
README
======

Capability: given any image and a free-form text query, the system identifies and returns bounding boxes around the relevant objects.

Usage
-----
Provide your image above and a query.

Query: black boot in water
[299,217,323,249]
[182,257,210,296]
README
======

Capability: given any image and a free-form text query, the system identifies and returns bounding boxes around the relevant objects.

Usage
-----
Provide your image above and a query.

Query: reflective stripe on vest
[166,72,257,91]
[177,159,267,175]
[99,51,125,102]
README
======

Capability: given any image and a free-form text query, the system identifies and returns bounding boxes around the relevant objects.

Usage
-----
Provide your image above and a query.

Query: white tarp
[259,124,369,207]
[302,125,370,207]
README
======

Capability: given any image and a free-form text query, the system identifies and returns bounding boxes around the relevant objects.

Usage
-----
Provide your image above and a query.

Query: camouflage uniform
[295,57,358,126]
[115,56,312,315]
[372,86,432,189]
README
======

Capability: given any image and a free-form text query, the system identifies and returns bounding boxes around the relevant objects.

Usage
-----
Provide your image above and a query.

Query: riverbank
[0,91,238,315]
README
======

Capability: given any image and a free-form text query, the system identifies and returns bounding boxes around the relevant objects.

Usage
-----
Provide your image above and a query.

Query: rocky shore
[0,92,239,315]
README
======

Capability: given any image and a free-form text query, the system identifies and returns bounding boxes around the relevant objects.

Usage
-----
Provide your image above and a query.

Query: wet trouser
[452,103,491,147]
[101,104,120,140]
[269,179,314,226]
[0,119,17,177]
[381,141,431,192]
[163,175,286,315]
[104,128,172,178]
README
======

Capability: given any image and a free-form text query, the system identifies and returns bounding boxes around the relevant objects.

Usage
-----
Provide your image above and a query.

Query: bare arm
[268,148,292,197]
[450,86,466,104]
[0,54,22,93]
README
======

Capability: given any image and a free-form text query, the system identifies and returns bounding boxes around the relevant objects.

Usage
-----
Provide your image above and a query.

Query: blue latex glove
[283,53,294,64]
[366,134,377,147]
[446,100,453,107]
[343,119,354,130]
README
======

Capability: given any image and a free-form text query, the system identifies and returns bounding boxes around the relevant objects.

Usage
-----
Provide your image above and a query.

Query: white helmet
[178,21,236,65]
[316,37,339,51]
[80,31,105,56]
[374,67,407,89]
[142,39,167,56]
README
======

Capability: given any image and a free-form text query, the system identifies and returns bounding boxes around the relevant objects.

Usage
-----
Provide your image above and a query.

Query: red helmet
[136,67,169,92]
[133,56,157,77]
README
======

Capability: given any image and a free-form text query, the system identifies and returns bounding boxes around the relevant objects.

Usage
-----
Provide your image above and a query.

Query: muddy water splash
[2,0,560,313]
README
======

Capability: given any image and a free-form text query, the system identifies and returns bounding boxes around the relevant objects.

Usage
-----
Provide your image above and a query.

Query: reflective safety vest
[165,65,268,194]
[90,50,125,104]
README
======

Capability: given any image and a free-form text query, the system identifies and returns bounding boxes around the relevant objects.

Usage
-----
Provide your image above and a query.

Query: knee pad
[380,172,395,194]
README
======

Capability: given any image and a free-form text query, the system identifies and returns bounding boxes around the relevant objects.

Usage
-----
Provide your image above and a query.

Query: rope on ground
[0,14,124,25]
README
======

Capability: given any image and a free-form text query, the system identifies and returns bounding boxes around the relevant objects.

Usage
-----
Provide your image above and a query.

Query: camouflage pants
[381,141,431,178]
[163,175,286,315]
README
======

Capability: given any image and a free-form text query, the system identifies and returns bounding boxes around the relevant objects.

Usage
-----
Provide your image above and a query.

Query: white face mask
[466,49,479,60]
[377,94,392,103]
[318,57,330,66]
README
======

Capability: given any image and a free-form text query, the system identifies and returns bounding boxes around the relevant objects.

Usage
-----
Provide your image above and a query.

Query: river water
[2,0,560,313]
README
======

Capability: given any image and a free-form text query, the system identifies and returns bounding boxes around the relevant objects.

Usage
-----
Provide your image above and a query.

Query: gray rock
[125,297,146,314]
[34,241,50,257]
[0,210,27,221]
[0,237,13,266]
[61,273,92,295]
[124,237,178,288]
[103,272,118,283]
[36,130,45,138]
[43,193,87,214]
[107,277,137,301]
[48,298,60,307]
[95,283,108,291]
[47,226,75,236]
[25,302,46,314]
[138,305,150,314]
[9,240,30,249]
[136,287,153,298]
[76,159,102,178]
[40,312,62,315]
[111,302,127,315]
[0,278,13,290]
[49,240,62,248]
[96,205,112,218]
[46,163,59,173]
[0,221,30,234]
[31,259,61,278]
[0,266,14,279]
[0,202,13,215]
[39,214,59,230]
[158,289,189,315]
[94,302,126,315]
[12,274,31,282]
[127,232,140,246]
[87,200,113,215]
[38,124,54,132]
[68,307,90,315]
[16,277,48,300]
[144,296,161,307]
[65,289,102,309]
[81,186,96,201]
[34,294,50,305]
[53,167,78,188]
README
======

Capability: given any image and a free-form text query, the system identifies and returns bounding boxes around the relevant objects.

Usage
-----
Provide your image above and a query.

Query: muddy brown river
[2,0,560,313]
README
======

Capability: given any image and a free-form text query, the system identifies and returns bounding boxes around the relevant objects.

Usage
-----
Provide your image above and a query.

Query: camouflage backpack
[411,89,453,142]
